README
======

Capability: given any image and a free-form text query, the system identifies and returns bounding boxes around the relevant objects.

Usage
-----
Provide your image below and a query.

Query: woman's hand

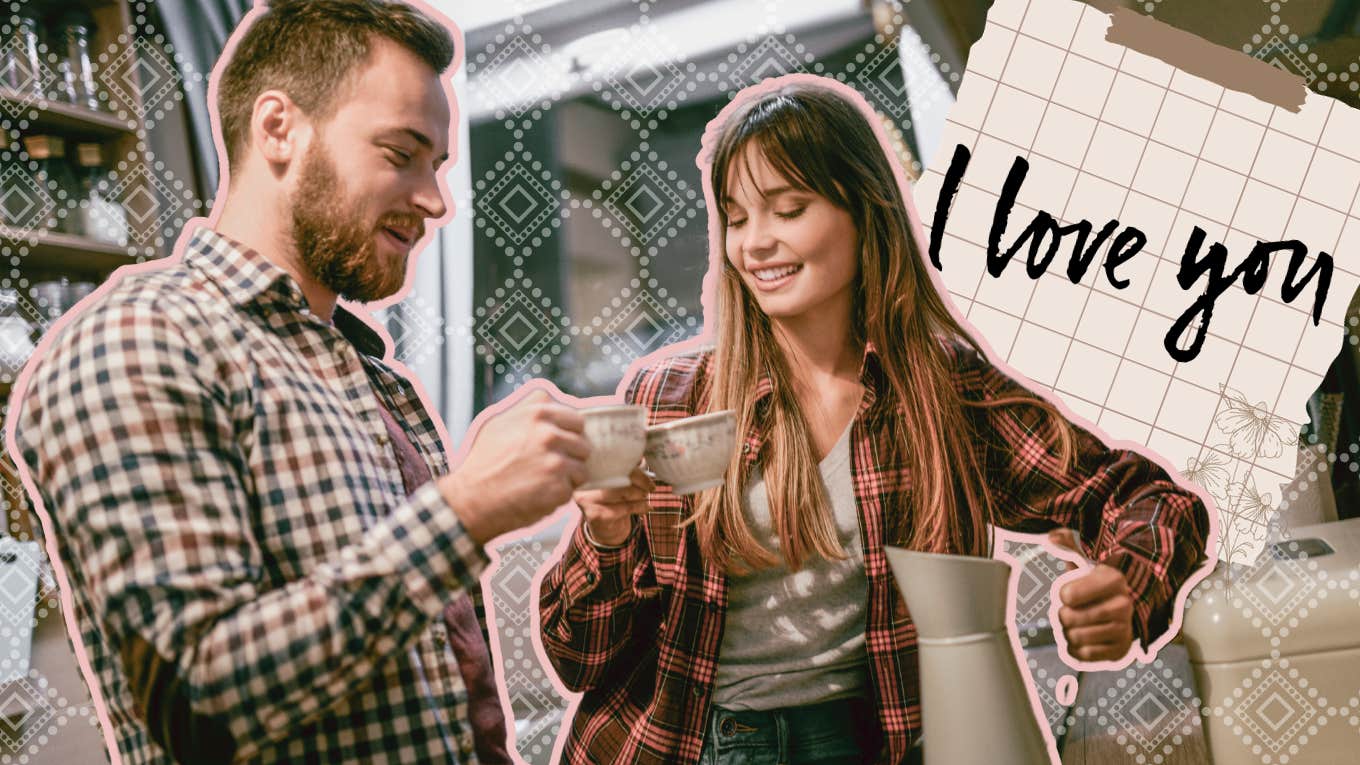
[575,465,656,546]
[1049,529,1135,663]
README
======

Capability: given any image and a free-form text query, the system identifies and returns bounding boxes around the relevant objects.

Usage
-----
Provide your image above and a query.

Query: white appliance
[1182,518,1360,764]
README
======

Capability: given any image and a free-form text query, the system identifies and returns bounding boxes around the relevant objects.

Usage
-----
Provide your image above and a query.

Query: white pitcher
[885,547,1052,765]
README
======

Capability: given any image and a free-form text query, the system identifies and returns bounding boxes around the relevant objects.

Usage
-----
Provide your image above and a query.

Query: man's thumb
[520,388,553,404]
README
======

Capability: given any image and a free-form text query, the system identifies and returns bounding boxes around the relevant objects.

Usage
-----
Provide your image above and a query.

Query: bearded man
[9,2,589,763]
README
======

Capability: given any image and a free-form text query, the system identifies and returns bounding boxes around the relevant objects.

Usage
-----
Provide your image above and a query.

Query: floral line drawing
[1214,385,1298,462]
[1180,387,1303,566]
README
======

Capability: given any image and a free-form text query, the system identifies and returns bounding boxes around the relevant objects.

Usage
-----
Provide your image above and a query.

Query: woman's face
[722,145,859,327]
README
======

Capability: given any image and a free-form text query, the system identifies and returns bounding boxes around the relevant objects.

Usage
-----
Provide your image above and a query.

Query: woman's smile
[750,262,803,290]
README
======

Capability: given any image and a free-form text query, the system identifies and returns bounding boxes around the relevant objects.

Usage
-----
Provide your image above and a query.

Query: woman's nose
[742,215,776,256]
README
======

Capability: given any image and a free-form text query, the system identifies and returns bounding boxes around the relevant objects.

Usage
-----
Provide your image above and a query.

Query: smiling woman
[722,160,860,327]
[537,75,1213,765]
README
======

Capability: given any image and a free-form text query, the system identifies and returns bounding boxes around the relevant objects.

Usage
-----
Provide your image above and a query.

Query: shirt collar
[747,341,886,405]
[184,226,388,358]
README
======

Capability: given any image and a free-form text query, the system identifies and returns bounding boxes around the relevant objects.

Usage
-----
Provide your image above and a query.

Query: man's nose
[412,169,448,220]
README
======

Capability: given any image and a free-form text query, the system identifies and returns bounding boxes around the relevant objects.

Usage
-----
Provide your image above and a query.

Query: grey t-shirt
[712,420,869,710]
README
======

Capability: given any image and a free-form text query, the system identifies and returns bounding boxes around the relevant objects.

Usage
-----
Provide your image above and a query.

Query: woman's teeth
[753,264,802,281]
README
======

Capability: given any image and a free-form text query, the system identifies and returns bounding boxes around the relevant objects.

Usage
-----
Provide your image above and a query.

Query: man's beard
[289,140,420,304]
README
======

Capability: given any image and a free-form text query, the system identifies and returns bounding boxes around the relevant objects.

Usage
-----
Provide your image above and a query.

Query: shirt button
[375,432,390,446]
[741,443,751,454]
[585,571,597,585]
[707,601,719,612]
[691,686,703,698]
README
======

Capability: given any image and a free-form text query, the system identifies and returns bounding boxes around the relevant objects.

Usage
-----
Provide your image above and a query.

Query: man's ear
[250,89,306,165]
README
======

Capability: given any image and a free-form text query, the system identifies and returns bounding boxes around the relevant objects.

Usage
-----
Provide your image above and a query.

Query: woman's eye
[776,207,806,220]
[726,218,747,228]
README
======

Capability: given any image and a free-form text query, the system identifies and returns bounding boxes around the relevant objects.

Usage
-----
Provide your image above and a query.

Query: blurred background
[454,0,959,411]
[419,0,967,435]
[2,0,1360,763]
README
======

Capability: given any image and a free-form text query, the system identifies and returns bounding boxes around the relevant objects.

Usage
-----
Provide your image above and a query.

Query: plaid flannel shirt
[539,343,1211,764]
[14,228,489,764]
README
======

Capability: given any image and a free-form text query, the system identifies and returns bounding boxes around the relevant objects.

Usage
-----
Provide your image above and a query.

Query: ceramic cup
[644,410,738,495]
[579,404,647,490]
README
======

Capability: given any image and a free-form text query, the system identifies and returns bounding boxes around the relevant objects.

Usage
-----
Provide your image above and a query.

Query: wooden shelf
[3,232,148,275]
[0,89,136,139]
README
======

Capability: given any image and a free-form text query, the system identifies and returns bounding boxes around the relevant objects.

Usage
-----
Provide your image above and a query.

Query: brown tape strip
[1103,5,1306,112]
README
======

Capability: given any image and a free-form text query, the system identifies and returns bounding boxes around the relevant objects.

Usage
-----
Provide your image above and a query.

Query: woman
[538,76,1211,765]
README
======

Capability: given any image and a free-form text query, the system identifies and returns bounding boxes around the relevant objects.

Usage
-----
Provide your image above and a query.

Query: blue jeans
[698,697,878,765]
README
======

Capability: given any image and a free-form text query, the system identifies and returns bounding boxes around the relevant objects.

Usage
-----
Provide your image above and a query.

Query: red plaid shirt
[539,341,1211,764]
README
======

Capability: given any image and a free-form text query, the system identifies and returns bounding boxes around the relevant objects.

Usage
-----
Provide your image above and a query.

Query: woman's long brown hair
[693,81,1074,572]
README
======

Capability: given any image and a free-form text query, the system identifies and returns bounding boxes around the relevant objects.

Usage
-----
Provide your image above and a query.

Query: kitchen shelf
[3,232,148,276]
[0,89,136,139]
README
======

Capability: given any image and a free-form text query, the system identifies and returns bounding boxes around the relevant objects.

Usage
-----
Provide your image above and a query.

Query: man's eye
[386,148,411,167]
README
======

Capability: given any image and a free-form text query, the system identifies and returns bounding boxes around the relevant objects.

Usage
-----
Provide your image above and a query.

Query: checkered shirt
[14,227,489,764]
[539,343,1211,764]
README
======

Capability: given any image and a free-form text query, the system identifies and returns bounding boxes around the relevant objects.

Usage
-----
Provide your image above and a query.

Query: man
[10,1,588,763]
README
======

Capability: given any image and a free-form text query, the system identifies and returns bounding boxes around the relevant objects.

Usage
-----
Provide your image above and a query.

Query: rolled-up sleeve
[954,343,1211,647]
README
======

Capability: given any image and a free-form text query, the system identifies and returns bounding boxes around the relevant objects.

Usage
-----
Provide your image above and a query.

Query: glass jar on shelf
[31,278,94,324]
[2,11,46,99]
[30,279,69,324]
[69,281,96,305]
[21,135,80,235]
[74,142,127,246]
[54,11,101,111]
[0,289,36,380]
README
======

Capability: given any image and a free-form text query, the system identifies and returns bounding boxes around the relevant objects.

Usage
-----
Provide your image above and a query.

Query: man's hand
[1050,528,1135,663]
[575,465,654,546]
[441,390,590,545]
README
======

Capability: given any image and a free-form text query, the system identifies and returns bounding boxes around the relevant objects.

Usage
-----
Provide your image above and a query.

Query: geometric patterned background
[456,1,934,404]
[2,0,1360,762]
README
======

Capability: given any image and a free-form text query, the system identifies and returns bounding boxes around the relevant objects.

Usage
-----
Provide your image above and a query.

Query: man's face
[289,39,452,304]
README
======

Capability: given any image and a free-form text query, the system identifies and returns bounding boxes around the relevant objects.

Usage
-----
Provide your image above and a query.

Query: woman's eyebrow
[722,186,802,205]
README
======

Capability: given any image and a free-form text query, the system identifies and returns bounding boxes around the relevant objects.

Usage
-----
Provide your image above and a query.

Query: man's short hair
[215,0,455,166]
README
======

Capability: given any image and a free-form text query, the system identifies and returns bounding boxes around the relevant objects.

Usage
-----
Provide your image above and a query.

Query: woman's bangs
[750,129,819,197]
[718,135,814,213]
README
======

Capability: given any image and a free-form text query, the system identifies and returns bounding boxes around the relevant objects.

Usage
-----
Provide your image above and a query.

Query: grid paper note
[913,0,1360,565]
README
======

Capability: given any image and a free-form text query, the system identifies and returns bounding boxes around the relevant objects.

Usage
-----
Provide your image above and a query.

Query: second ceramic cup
[579,404,647,490]
[644,409,737,494]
